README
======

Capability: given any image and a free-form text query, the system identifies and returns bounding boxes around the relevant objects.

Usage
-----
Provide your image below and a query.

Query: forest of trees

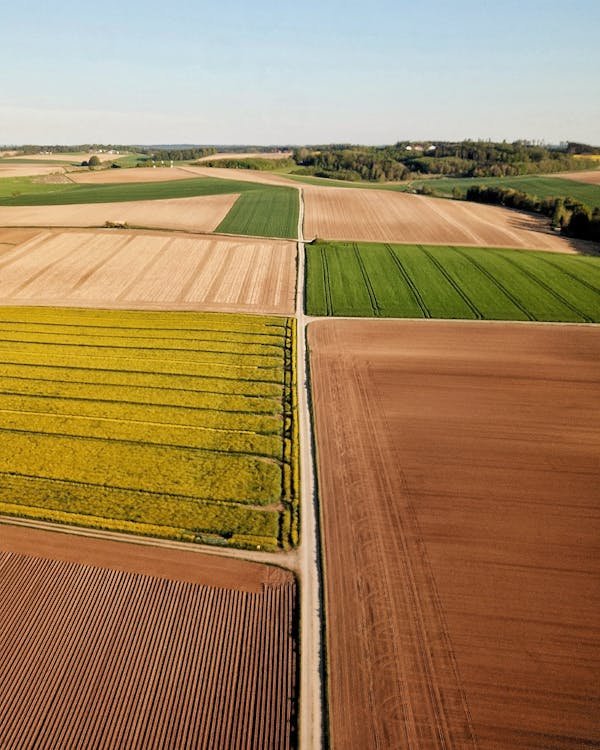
[291,141,599,182]
[463,185,600,243]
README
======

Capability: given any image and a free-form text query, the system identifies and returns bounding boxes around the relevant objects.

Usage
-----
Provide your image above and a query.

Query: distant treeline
[197,158,294,171]
[463,185,600,243]
[137,147,217,161]
[291,141,600,182]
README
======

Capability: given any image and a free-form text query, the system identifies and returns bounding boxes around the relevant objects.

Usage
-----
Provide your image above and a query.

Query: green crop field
[217,187,299,238]
[306,241,600,322]
[0,175,299,239]
[285,171,600,208]
[0,307,298,550]
[410,175,600,208]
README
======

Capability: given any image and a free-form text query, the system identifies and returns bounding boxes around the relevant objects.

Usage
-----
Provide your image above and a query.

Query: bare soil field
[308,319,600,750]
[69,167,208,184]
[303,186,580,252]
[184,165,300,188]
[0,194,238,233]
[0,164,67,178]
[0,228,41,247]
[0,524,297,749]
[557,169,600,185]
[11,152,126,163]
[0,230,296,314]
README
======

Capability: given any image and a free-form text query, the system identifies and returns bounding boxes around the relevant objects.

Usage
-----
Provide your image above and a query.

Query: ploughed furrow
[0,550,297,750]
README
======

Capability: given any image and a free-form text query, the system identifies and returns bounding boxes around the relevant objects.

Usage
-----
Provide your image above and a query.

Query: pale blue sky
[1,0,599,145]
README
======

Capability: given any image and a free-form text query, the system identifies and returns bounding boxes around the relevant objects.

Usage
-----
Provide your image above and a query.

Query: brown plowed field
[557,169,600,185]
[0,228,41,247]
[0,230,296,314]
[0,193,238,232]
[69,167,210,184]
[303,186,579,252]
[0,524,297,749]
[308,319,600,750]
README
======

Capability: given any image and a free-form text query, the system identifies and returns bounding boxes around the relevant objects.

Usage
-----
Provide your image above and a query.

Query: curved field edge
[305,240,600,322]
[0,175,299,239]
[0,307,299,551]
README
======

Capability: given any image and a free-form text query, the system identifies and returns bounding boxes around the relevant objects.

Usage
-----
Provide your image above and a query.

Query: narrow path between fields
[295,189,325,750]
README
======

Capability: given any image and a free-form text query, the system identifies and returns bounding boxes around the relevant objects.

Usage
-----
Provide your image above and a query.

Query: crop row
[0,306,288,335]
[306,241,600,322]
[0,475,280,550]
[0,329,286,356]
[0,376,281,414]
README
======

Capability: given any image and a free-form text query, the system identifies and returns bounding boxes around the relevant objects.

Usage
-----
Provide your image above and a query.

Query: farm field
[0,175,299,239]
[0,164,67,178]
[68,167,210,183]
[0,195,238,234]
[9,151,128,164]
[0,524,297,750]
[0,307,298,550]
[308,319,600,750]
[411,174,600,208]
[306,240,600,321]
[0,230,296,315]
[302,185,580,251]
[558,169,600,185]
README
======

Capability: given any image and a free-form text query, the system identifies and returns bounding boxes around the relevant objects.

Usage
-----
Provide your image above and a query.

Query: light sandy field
[11,152,127,163]
[303,186,581,252]
[0,164,67,178]
[0,228,41,247]
[196,151,292,161]
[184,165,300,188]
[0,524,296,750]
[309,319,600,750]
[557,169,600,185]
[0,230,296,314]
[0,194,238,232]
[68,167,206,184]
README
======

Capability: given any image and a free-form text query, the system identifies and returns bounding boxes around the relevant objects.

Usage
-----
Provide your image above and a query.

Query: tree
[88,155,101,168]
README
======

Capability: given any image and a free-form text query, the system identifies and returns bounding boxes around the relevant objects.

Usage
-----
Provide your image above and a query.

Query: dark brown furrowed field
[0,525,297,750]
[308,320,600,750]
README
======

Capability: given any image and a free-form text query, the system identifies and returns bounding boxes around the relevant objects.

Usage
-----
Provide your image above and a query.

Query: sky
[1,0,599,146]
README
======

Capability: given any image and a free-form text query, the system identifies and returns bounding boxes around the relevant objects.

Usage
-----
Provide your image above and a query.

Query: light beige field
[0,164,67,178]
[0,230,296,314]
[303,186,582,252]
[0,194,238,233]
[69,167,204,184]
[557,170,600,185]
[11,152,126,163]
[184,165,300,187]
[196,151,292,161]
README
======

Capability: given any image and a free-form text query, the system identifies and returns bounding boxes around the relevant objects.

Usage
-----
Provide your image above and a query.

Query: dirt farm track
[308,320,600,749]
[0,524,297,750]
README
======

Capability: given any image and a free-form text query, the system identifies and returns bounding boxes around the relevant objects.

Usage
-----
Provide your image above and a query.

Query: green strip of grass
[306,240,600,322]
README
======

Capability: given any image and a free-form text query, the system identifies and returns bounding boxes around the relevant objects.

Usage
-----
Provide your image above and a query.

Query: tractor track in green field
[419,245,485,319]
[385,244,431,317]
[450,246,535,320]
[353,243,383,316]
